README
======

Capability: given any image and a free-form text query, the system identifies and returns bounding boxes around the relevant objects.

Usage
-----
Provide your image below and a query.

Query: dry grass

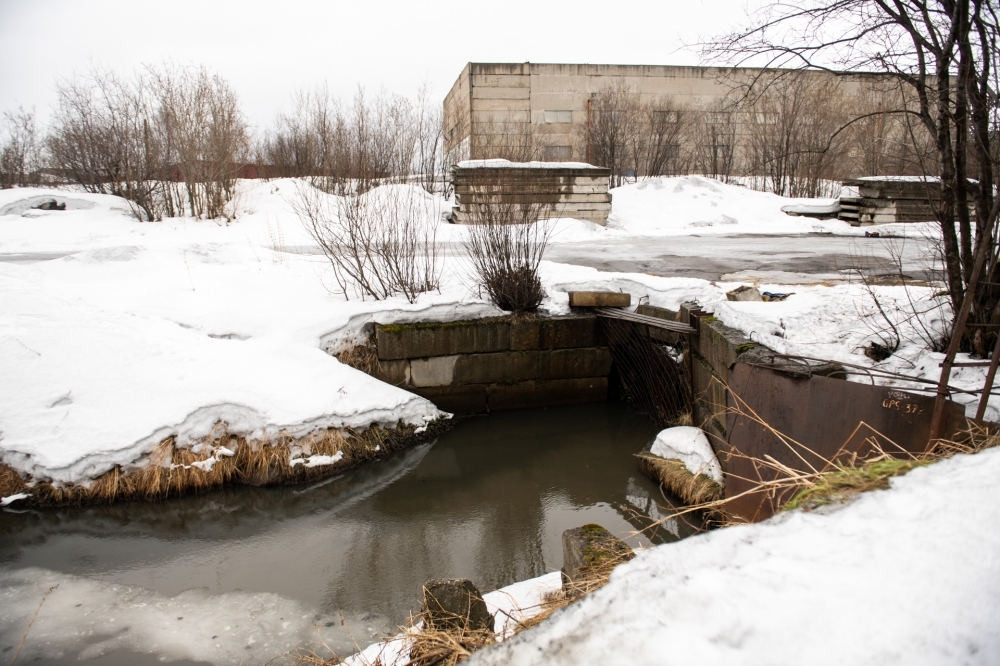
[336,334,381,376]
[0,418,449,506]
[635,451,724,505]
[405,626,495,666]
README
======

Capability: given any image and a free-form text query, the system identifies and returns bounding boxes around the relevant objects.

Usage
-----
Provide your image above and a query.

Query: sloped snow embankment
[0,183,500,485]
[469,448,1000,666]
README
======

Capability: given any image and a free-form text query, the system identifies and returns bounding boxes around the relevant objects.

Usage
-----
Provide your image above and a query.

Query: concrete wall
[443,62,884,164]
[451,164,612,226]
[371,315,612,413]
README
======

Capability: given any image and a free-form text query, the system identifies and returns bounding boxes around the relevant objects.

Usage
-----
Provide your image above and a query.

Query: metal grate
[598,316,691,429]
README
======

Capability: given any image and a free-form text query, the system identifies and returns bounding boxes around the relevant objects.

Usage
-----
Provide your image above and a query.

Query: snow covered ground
[469,447,1000,666]
[0,175,992,490]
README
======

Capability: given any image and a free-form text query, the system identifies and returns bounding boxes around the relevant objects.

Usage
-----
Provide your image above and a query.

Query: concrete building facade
[443,62,880,167]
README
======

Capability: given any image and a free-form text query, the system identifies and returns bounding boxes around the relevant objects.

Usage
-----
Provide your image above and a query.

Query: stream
[0,402,696,665]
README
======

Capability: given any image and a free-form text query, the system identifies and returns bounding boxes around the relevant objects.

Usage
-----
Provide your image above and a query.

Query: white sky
[0,0,751,130]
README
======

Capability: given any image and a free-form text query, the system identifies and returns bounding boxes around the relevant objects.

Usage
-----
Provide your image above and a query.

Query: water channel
[0,402,697,665]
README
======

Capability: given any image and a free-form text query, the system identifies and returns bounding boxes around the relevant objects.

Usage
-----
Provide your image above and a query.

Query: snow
[468,448,1000,666]
[1,175,991,487]
[0,492,30,506]
[289,451,344,468]
[780,201,841,215]
[0,182,501,485]
[484,571,564,640]
[649,427,723,483]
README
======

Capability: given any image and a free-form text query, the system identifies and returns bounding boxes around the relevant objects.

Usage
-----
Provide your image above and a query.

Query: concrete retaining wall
[372,314,612,413]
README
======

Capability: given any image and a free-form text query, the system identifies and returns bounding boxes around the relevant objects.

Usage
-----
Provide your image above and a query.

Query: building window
[653,110,680,125]
[544,110,573,124]
[544,145,572,161]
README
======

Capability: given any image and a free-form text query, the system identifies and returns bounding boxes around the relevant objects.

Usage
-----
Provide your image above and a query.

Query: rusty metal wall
[724,363,969,522]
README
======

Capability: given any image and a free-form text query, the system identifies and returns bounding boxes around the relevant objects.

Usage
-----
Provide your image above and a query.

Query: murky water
[0,402,695,665]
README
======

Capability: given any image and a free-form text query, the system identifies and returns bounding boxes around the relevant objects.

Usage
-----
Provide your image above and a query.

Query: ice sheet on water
[0,568,393,665]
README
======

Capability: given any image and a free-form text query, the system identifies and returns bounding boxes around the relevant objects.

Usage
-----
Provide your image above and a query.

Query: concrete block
[373,359,410,386]
[413,384,488,414]
[410,355,459,387]
[422,579,494,632]
[488,377,607,411]
[510,319,541,350]
[561,525,633,585]
[537,347,613,380]
[538,315,600,349]
[453,351,539,385]
[567,291,631,308]
[376,320,510,360]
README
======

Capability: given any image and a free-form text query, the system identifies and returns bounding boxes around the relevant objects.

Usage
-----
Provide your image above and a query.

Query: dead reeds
[0,418,448,506]
[643,376,1000,529]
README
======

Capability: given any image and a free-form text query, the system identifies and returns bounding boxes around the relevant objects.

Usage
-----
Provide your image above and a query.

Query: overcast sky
[0,0,751,130]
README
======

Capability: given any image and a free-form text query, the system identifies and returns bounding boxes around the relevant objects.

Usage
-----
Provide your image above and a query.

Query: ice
[649,427,722,482]
[468,448,1000,665]
[0,567,388,664]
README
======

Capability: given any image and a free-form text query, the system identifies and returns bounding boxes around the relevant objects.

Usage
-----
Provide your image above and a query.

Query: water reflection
[0,402,699,664]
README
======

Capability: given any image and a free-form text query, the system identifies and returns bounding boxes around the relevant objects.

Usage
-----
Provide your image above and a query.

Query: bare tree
[0,106,41,188]
[741,74,851,197]
[414,83,445,195]
[469,112,538,162]
[586,80,643,187]
[694,98,739,181]
[704,1,1000,349]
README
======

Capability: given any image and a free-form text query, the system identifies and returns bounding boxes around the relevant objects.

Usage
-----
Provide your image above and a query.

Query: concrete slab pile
[450,160,612,226]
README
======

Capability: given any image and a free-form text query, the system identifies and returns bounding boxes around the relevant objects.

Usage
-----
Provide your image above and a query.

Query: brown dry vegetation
[634,451,724,506]
[0,418,449,506]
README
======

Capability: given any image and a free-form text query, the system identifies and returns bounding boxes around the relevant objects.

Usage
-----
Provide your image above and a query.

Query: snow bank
[649,427,723,483]
[0,182,501,485]
[469,448,1000,666]
[604,176,936,239]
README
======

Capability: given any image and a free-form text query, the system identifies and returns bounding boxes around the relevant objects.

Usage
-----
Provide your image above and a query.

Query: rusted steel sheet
[724,363,968,522]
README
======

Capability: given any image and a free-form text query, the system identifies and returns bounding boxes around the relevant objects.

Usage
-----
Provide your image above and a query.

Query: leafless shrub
[46,64,249,221]
[261,86,419,195]
[463,179,552,313]
[47,67,165,220]
[295,183,441,302]
[850,237,952,362]
[153,65,249,221]
[0,106,41,188]
[693,98,739,182]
